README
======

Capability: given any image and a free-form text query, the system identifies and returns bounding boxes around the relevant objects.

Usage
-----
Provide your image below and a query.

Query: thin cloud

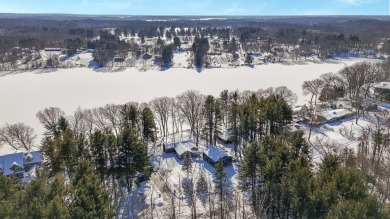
[338,0,376,5]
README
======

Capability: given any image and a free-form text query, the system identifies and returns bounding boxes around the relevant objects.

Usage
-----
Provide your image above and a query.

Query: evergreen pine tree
[173,36,181,49]
[47,196,71,219]
[196,171,208,194]
[0,175,20,217]
[182,151,193,175]
[90,130,107,179]
[204,95,215,145]
[117,127,149,191]
[214,160,227,218]
[245,53,253,65]
[71,160,113,218]
[141,106,156,143]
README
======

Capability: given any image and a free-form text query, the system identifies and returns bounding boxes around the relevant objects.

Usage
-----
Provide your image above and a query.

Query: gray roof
[0,151,42,175]
[203,145,231,162]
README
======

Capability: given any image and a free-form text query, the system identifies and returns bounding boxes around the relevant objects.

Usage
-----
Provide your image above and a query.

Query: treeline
[240,133,389,218]
[298,59,390,219]
[301,59,390,134]
[3,16,390,69]
[1,86,390,217]
[0,87,296,217]
[149,87,296,156]
[0,102,156,218]
[0,162,113,218]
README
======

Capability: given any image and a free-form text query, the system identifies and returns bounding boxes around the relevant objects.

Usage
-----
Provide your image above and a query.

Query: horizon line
[0,12,388,17]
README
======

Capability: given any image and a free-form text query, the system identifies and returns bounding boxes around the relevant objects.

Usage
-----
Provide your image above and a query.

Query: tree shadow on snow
[92,66,127,73]
[33,68,58,74]
[160,66,171,71]
[280,60,308,66]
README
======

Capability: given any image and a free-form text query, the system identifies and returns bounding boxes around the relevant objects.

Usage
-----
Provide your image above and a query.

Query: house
[315,109,355,125]
[203,145,233,167]
[0,151,42,180]
[174,141,200,159]
[163,140,201,159]
[374,82,390,100]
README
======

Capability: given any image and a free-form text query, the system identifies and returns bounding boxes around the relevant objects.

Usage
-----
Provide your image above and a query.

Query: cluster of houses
[163,140,233,167]
[0,151,42,182]
[294,81,390,127]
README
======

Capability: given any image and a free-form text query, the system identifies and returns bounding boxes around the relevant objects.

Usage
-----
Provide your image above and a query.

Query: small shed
[203,145,233,167]
[163,142,176,153]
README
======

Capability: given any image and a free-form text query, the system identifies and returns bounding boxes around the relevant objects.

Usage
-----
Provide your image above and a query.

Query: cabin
[0,151,42,180]
[203,145,233,167]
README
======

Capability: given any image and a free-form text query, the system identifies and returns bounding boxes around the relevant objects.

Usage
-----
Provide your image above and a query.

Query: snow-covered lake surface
[0,58,370,154]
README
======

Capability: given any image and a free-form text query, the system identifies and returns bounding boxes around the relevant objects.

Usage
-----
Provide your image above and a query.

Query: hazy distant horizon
[0,0,387,16]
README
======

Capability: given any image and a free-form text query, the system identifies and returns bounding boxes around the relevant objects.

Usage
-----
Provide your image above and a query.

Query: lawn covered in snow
[0,58,371,154]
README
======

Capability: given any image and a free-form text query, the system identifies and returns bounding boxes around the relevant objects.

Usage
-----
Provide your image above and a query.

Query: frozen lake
[0,59,369,154]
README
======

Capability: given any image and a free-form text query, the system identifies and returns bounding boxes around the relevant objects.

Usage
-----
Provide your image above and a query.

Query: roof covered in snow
[0,151,42,176]
[165,142,176,150]
[174,140,197,156]
[203,145,231,162]
[320,109,354,121]
[374,82,390,90]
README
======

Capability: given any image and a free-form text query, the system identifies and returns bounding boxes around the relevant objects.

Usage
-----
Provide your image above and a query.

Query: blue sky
[0,0,388,15]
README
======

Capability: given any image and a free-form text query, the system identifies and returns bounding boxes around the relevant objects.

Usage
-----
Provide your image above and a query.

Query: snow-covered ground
[304,110,383,165]
[149,131,239,218]
[0,58,372,155]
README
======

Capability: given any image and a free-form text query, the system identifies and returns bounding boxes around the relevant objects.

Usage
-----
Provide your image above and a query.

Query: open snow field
[0,58,370,154]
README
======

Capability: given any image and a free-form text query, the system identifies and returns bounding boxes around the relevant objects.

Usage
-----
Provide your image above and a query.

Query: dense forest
[1,80,390,217]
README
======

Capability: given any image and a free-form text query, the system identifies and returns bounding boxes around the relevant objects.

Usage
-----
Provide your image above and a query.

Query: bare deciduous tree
[150,97,172,144]
[176,90,205,146]
[36,107,65,135]
[302,78,324,105]
[0,123,36,151]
